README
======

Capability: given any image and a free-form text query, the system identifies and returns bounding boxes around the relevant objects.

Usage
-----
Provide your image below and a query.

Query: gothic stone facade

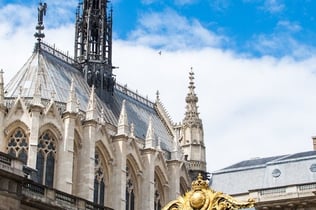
[0,43,206,210]
[0,1,207,209]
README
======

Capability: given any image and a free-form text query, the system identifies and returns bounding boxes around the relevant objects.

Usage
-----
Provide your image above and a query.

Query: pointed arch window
[72,135,80,194]
[36,131,56,188]
[7,128,28,164]
[154,177,162,210]
[126,166,135,210]
[94,151,105,206]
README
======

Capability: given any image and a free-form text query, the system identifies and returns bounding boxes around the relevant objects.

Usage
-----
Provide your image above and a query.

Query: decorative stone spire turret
[180,68,206,179]
[86,85,97,120]
[117,100,129,136]
[66,78,78,113]
[74,0,116,103]
[183,68,202,128]
[145,116,155,149]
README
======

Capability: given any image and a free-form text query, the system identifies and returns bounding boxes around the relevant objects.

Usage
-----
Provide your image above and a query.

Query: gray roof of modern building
[210,150,316,195]
[215,150,316,174]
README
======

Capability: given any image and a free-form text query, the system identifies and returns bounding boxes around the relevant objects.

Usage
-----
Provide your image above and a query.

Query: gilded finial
[191,173,208,191]
[162,173,255,210]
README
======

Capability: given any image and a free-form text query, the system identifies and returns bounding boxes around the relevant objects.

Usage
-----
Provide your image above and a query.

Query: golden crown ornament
[162,173,255,210]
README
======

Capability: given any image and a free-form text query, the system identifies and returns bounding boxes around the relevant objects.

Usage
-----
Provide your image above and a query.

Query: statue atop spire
[34,2,47,42]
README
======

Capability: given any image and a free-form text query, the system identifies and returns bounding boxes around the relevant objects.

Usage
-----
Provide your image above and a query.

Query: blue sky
[1,0,316,57]
[113,0,316,57]
[2,0,316,57]
[2,0,316,172]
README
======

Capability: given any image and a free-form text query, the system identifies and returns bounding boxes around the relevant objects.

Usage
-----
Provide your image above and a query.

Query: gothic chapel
[0,0,206,210]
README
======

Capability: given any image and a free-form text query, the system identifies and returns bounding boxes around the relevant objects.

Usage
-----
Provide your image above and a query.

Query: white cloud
[174,0,197,6]
[248,31,315,59]
[210,0,231,12]
[128,8,226,49]
[262,0,285,14]
[277,20,302,32]
[113,42,316,171]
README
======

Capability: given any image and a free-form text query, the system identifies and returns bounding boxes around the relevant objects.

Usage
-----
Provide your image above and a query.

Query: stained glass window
[18,149,28,164]
[36,131,56,187]
[126,166,135,210]
[154,178,162,210]
[6,128,28,163]
[94,151,105,206]
[46,152,55,187]
[36,151,44,183]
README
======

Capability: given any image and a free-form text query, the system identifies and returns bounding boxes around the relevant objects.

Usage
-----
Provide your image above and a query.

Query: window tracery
[94,151,105,205]
[36,131,56,188]
[7,128,28,163]
[126,166,135,210]
[154,178,162,210]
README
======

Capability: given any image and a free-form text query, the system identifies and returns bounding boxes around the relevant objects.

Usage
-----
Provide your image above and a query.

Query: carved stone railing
[247,182,316,206]
[115,83,155,108]
[39,42,76,65]
[21,181,113,210]
[259,187,286,196]
[0,152,113,210]
[185,161,206,171]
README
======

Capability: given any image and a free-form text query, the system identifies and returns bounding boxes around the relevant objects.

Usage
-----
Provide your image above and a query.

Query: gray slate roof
[211,150,316,195]
[220,150,316,171]
[4,42,174,153]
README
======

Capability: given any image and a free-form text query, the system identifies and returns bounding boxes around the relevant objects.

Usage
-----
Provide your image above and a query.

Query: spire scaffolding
[74,0,115,103]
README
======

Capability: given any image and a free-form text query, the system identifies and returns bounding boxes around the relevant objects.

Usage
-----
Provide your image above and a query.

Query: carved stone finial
[130,123,135,138]
[156,90,160,101]
[145,116,155,149]
[117,100,129,136]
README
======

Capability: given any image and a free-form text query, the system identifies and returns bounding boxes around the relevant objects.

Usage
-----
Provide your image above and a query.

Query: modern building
[210,150,316,210]
[0,1,207,209]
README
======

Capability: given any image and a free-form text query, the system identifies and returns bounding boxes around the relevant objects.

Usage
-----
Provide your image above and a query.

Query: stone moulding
[162,173,255,210]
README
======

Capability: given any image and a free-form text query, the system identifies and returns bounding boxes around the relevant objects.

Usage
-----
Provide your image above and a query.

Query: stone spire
[66,78,78,113]
[180,68,206,179]
[117,100,129,136]
[183,68,202,127]
[145,116,155,149]
[86,85,97,120]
